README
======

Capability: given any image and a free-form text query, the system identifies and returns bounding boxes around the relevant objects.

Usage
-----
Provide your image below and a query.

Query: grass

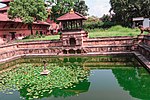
[16,35,60,42]
[16,25,149,42]
[88,25,149,38]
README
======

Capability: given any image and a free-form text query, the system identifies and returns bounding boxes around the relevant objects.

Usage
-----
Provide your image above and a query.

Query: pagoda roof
[0,0,12,4]
[0,13,50,25]
[57,11,87,21]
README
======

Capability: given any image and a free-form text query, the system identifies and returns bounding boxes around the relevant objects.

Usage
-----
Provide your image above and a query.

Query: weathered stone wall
[0,40,62,62]
[17,40,62,48]
[137,35,150,60]
[83,36,133,46]
[0,35,149,63]
[83,36,134,53]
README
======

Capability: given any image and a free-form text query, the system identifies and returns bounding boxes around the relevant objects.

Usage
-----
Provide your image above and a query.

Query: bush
[22,31,45,40]
[22,35,34,39]
[107,25,135,32]
[102,21,115,28]
[83,21,115,30]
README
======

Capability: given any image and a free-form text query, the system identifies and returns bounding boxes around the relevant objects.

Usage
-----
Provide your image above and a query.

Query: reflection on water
[0,56,149,100]
[112,67,150,100]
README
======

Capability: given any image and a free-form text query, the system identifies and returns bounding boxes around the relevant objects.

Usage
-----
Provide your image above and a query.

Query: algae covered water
[0,56,149,100]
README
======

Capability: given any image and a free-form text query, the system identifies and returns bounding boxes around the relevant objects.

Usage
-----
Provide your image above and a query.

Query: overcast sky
[0,0,111,17]
[85,0,111,17]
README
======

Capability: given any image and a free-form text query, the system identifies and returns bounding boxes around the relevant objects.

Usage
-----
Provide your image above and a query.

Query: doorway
[69,37,76,46]
[9,32,16,40]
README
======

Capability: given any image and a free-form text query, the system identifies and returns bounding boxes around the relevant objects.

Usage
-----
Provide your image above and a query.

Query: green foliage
[22,35,34,39]
[0,64,89,99]
[101,14,111,22]
[83,16,115,30]
[19,35,60,42]
[112,68,150,100]
[8,0,48,34]
[107,25,134,32]
[22,33,45,40]
[74,0,88,16]
[8,0,48,23]
[88,25,147,38]
[110,0,150,26]
[49,0,88,21]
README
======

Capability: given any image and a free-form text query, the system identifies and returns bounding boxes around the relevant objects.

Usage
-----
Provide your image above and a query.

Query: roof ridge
[57,11,86,21]
[75,12,87,19]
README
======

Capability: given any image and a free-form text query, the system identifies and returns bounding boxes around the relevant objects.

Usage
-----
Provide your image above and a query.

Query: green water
[0,56,150,100]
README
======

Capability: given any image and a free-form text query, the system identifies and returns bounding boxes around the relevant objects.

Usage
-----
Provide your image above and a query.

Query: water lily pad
[0,63,89,100]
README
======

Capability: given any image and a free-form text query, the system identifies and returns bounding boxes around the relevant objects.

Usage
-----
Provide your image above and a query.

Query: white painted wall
[143,18,150,28]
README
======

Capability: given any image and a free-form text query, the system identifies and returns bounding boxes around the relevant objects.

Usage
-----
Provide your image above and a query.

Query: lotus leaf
[0,63,89,99]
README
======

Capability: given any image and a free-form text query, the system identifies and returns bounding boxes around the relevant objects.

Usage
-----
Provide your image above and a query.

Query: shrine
[57,9,88,54]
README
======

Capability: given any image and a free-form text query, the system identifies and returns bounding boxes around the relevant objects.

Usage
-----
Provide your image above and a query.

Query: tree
[74,0,88,16]
[50,0,74,21]
[47,0,88,22]
[8,0,48,35]
[101,14,111,22]
[109,0,150,27]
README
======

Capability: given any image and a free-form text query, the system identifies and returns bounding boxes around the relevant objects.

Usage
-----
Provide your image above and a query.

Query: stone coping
[138,44,150,52]
[134,52,150,72]
[0,36,133,49]
[18,47,62,50]
[85,38,133,42]
[17,40,61,45]
[0,40,61,48]
[0,43,16,48]
[84,45,133,48]
[89,36,133,39]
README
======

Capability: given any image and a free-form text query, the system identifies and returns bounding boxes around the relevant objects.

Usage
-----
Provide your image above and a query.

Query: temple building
[57,9,88,54]
[0,0,50,44]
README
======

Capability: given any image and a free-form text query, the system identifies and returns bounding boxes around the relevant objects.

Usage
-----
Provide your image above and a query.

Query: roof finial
[70,8,74,14]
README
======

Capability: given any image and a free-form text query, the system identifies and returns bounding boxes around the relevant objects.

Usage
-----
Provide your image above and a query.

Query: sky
[0,0,111,17]
[85,0,111,17]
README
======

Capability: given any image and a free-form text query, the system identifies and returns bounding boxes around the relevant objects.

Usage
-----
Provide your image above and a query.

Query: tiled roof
[0,13,50,25]
[0,6,9,11]
[57,12,87,21]
[0,0,11,3]
[35,21,50,25]
[0,13,21,22]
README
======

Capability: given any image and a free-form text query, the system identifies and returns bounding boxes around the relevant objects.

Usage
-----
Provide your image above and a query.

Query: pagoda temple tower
[57,9,88,54]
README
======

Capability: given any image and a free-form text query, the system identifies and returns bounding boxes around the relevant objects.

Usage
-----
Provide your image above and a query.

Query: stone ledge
[84,45,132,48]
[0,55,23,64]
[86,52,133,55]
[138,44,150,52]
[17,40,61,45]
[0,49,19,55]
[86,36,133,42]
[134,52,150,72]
[0,51,150,71]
